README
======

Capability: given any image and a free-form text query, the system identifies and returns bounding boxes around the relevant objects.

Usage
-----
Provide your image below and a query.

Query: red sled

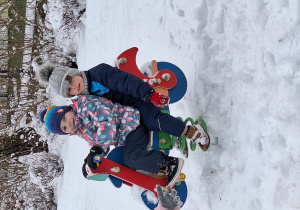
[85,146,187,210]
[85,47,189,210]
[116,47,177,90]
[115,47,187,104]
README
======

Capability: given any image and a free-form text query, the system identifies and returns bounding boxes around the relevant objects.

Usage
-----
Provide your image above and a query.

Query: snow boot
[185,124,210,151]
[160,153,184,187]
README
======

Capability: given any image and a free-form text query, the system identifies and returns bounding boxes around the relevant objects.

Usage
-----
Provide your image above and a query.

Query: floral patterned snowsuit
[71,95,140,152]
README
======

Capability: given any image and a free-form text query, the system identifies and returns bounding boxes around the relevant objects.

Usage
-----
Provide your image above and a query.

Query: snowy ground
[47,0,300,209]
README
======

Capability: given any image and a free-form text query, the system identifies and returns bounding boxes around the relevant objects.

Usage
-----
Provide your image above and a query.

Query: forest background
[0,0,85,208]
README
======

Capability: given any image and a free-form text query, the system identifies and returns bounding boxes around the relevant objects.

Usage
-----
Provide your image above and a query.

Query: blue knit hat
[40,105,72,135]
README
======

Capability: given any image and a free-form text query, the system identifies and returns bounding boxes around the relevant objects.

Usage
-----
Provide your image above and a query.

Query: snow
[45,0,300,210]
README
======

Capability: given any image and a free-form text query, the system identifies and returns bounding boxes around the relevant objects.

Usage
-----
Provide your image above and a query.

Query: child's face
[60,110,77,134]
[67,75,84,96]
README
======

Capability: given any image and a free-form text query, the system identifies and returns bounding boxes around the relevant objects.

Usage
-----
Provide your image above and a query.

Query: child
[40,95,208,186]
[36,62,210,150]
[36,62,169,107]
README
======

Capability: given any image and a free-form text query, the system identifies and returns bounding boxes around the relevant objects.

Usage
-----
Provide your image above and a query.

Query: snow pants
[133,99,186,137]
[123,121,162,174]
[103,91,186,137]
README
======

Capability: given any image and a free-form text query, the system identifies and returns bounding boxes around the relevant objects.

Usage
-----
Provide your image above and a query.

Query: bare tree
[0,1,85,208]
[0,0,86,131]
[0,151,63,209]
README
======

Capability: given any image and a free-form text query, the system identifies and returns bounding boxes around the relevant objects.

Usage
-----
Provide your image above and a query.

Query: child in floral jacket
[41,94,185,186]
[71,95,140,148]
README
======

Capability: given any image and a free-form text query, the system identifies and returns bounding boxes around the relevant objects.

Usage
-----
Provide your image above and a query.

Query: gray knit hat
[36,62,87,98]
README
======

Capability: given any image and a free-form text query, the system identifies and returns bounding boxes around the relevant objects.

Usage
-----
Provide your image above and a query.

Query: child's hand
[85,145,106,170]
[150,92,170,108]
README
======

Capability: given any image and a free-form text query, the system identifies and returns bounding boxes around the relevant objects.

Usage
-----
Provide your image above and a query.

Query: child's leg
[123,122,184,186]
[103,91,186,137]
[134,99,186,137]
[134,99,210,151]
[123,122,162,174]
[124,123,183,186]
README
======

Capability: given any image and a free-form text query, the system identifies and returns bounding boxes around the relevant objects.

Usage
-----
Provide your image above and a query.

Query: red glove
[150,92,170,108]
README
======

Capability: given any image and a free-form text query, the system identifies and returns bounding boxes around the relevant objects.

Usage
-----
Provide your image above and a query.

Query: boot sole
[167,158,184,187]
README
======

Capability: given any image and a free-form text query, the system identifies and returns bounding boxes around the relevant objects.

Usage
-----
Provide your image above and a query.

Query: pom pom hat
[36,62,87,98]
[40,105,72,135]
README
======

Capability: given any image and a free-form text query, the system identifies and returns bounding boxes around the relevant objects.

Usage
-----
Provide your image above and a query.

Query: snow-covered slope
[53,1,300,209]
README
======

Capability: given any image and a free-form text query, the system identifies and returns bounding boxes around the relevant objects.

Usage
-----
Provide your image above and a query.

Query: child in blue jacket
[36,62,210,151]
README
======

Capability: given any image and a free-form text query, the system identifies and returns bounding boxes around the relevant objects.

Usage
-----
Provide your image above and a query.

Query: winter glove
[85,145,109,170]
[150,92,170,108]
[156,185,182,210]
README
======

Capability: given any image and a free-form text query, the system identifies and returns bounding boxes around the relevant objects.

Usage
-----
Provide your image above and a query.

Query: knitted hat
[40,105,72,135]
[36,62,86,98]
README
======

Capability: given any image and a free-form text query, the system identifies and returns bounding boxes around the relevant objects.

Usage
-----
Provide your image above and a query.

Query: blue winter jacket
[84,63,154,106]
